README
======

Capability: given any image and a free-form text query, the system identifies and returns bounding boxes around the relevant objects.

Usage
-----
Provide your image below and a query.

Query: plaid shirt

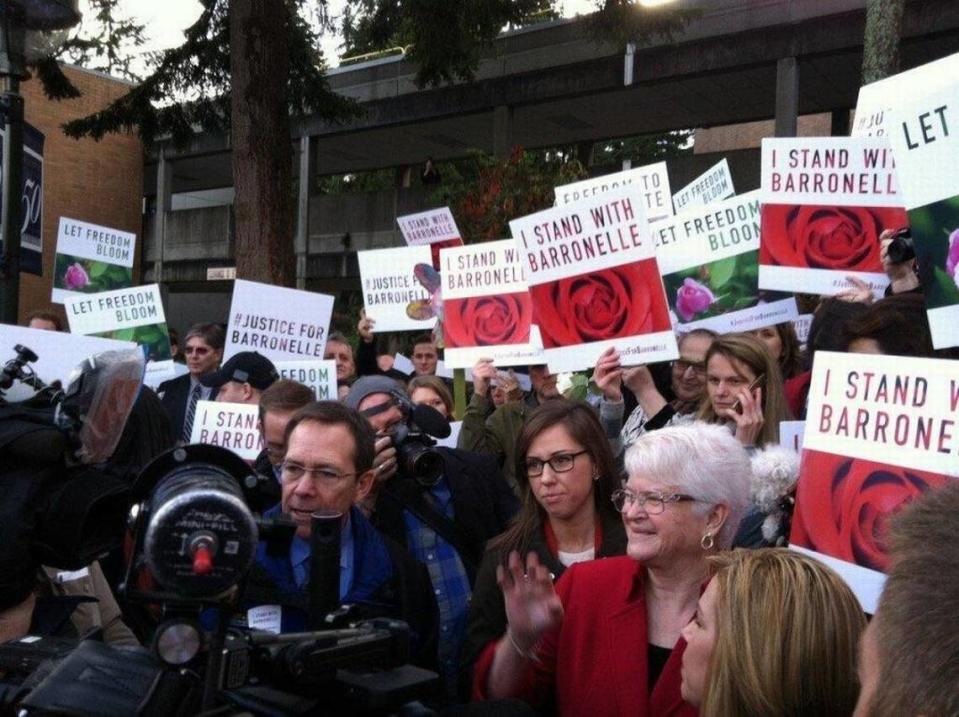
[402,478,471,695]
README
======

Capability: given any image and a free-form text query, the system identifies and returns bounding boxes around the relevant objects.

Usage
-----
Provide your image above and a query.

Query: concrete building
[137,0,959,330]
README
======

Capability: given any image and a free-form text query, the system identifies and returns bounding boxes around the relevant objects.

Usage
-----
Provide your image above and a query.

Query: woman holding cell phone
[696,333,789,447]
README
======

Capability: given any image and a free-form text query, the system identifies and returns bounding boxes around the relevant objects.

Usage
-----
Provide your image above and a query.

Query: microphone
[409,403,451,439]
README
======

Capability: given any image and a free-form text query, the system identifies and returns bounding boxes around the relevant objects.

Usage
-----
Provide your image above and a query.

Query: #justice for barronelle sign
[439,239,542,369]
[357,245,437,332]
[510,184,678,373]
[789,351,956,614]
[51,217,136,304]
[759,137,907,297]
[653,191,798,334]
[225,280,334,362]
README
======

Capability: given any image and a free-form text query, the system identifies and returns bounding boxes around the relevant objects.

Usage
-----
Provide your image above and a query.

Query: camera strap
[382,481,480,578]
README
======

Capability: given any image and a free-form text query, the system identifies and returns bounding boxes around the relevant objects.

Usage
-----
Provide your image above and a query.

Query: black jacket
[370,447,519,586]
[156,373,217,440]
[246,449,282,515]
[461,506,627,682]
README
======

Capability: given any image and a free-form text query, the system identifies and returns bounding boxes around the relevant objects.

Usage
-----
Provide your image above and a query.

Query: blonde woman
[681,549,865,717]
[696,333,789,446]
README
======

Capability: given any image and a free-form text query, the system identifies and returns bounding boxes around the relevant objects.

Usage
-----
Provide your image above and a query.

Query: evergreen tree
[58,0,148,82]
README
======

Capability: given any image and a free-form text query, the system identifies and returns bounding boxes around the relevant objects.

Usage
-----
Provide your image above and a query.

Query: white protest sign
[435,421,463,449]
[392,353,415,375]
[396,207,461,246]
[779,420,805,453]
[852,53,959,137]
[225,280,334,363]
[51,217,136,304]
[189,400,264,461]
[65,284,165,335]
[439,239,543,368]
[64,283,174,381]
[143,361,189,391]
[883,53,959,349]
[275,360,338,401]
[789,351,957,613]
[246,605,282,635]
[653,191,798,333]
[555,162,673,223]
[792,313,813,347]
[510,184,678,372]
[759,136,907,296]
[671,159,735,213]
[357,246,436,332]
[0,324,136,402]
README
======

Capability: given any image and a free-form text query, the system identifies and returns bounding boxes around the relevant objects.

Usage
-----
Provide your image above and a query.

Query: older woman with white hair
[473,422,752,716]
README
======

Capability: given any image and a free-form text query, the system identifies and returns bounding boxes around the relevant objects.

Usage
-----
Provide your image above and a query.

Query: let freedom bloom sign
[555,162,673,223]
[789,351,956,613]
[510,185,677,373]
[653,191,797,334]
[51,217,136,304]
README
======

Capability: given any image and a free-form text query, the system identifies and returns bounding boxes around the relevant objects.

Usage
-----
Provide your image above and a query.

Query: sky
[87,0,602,69]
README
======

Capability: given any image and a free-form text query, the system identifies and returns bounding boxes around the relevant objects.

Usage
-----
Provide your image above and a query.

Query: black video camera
[0,444,439,715]
[386,390,452,487]
[886,227,916,264]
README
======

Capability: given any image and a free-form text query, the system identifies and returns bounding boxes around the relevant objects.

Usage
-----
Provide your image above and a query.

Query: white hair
[623,421,752,549]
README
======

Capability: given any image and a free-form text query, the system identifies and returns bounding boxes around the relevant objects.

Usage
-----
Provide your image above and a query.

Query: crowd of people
[4,235,957,716]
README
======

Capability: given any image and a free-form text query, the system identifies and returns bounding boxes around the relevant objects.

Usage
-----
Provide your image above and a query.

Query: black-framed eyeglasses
[524,450,588,477]
[280,461,359,484]
[672,359,706,376]
[611,488,698,514]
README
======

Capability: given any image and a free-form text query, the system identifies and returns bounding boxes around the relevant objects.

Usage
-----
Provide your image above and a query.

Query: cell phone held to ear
[732,373,766,414]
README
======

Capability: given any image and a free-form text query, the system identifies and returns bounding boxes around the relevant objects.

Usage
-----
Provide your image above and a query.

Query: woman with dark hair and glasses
[472,422,752,717]
[462,399,626,690]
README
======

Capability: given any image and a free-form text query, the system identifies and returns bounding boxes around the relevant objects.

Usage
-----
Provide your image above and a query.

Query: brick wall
[16,64,143,324]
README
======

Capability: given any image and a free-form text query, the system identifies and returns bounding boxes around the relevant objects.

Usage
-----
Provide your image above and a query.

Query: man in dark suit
[157,323,224,442]
[345,376,519,700]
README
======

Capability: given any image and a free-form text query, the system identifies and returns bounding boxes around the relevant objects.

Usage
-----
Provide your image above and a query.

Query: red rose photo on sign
[761,204,908,273]
[443,292,533,348]
[530,259,671,348]
[790,448,949,572]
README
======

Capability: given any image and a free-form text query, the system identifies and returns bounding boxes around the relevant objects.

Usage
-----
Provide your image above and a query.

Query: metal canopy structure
[144,0,959,196]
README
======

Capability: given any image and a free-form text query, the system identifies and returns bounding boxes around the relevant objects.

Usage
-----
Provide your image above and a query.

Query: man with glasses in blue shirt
[243,401,438,669]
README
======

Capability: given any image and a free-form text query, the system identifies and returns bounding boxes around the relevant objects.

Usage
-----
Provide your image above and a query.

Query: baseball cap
[200,351,278,390]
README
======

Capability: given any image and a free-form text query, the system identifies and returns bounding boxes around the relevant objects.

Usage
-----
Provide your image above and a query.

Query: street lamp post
[0,0,80,325]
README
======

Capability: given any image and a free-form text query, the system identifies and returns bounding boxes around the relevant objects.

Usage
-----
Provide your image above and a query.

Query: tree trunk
[861,0,905,85]
[230,0,295,286]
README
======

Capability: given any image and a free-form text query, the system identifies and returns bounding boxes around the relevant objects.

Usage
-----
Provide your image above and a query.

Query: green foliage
[342,0,556,86]
[58,0,148,83]
[661,250,762,322]
[101,323,172,361]
[58,0,359,146]
[586,0,700,48]
[907,197,959,310]
[594,131,693,166]
[53,254,132,293]
[316,168,396,195]
[431,146,588,245]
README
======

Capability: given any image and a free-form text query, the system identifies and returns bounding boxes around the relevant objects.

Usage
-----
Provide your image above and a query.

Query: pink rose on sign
[675,278,715,321]
[946,229,959,283]
[64,262,89,290]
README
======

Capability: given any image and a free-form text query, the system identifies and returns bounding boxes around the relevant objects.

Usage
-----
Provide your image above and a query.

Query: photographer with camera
[244,401,439,668]
[881,227,922,297]
[345,376,519,701]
